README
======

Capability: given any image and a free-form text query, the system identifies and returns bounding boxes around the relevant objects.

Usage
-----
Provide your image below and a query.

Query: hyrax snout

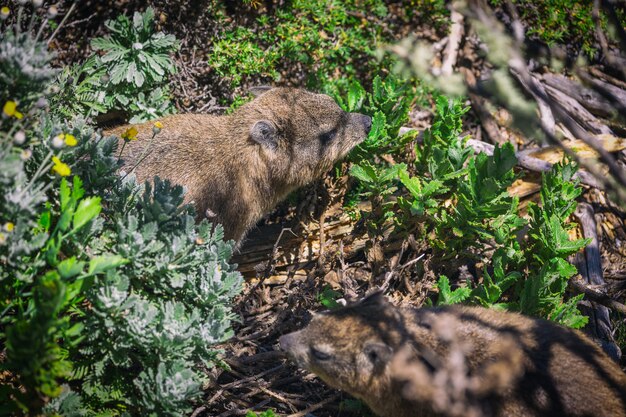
[280,293,626,417]
[108,88,371,242]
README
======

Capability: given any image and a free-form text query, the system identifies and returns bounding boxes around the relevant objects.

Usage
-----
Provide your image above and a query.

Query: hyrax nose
[360,114,372,133]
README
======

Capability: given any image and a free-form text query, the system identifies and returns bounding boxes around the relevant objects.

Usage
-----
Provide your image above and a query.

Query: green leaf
[57,257,86,279]
[73,197,102,232]
[59,178,71,211]
[39,205,51,231]
[550,215,589,255]
[436,276,471,305]
[109,61,129,85]
[101,49,127,63]
[350,163,377,183]
[399,168,422,198]
[88,255,129,275]
[367,111,387,144]
[347,80,366,112]
[91,37,122,51]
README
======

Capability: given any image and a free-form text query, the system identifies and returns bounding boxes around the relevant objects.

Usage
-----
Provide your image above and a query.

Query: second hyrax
[108,88,371,242]
[280,293,626,417]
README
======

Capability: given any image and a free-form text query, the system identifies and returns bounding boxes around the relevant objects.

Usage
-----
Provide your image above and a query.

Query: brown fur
[280,293,626,417]
[106,88,371,242]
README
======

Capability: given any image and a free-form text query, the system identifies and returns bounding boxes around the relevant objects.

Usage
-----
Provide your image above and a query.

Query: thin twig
[47,1,77,45]
[569,275,626,315]
[286,392,342,417]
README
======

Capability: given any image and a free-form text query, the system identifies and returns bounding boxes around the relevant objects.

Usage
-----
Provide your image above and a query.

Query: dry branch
[398,127,606,189]
[569,276,626,316]
[573,202,622,361]
[441,10,464,76]
[540,73,616,119]
[542,83,613,135]
[509,69,556,136]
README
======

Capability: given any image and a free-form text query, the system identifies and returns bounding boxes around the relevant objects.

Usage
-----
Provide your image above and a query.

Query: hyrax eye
[310,346,332,361]
[319,129,337,144]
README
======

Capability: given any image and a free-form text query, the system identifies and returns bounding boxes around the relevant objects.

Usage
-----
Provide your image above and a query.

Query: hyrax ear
[356,290,389,308]
[362,341,393,371]
[248,85,273,97]
[250,120,278,150]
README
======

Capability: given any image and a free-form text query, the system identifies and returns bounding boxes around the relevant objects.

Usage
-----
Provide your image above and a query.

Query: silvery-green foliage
[91,7,178,88]
[0,30,57,101]
[0,140,48,276]
[1,17,241,415]
[86,7,178,123]
[50,8,178,124]
[62,126,242,415]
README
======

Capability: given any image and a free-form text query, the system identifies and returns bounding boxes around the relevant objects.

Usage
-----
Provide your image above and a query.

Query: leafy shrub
[1,12,241,416]
[51,7,178,123]
[490,0,622,57]
[347,93,588,327]
[331,74,419,159]
[206,0,391,90]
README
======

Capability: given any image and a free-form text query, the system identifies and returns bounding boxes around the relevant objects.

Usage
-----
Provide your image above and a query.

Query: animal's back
[105,88,372,242]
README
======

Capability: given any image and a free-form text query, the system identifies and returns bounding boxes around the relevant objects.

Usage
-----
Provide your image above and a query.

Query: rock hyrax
[280,293,626,417]
[108,88,371,242]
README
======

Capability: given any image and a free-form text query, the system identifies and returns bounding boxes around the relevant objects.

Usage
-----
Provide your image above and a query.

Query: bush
[51,7,178,123]
[0,8,241,416]
[347,93,588,328]
[207,0,395,91]
[490,0,614,57]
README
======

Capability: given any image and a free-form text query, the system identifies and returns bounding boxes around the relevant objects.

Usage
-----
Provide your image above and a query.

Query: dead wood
[578,70,626,117]
[542,83,613,135]
[573,203,622,361]
[509,69,556,136]
[440,10,464,76]
[540,73,616,119]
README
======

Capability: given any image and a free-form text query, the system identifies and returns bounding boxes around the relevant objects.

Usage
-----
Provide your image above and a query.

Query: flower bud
[47,5,58,18]
[13,131,26,145]
[51,134,65,149]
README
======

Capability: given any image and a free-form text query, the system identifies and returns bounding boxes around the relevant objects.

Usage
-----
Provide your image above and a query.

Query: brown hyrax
[107,88,371,242]
[280,292,626,417]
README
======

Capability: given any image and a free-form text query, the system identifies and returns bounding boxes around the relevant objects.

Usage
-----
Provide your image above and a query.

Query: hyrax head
[279,293,403,403]
[236,87,371,187]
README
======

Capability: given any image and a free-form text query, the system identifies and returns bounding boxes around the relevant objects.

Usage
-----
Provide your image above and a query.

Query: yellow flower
[121,126,138,141]
[153,121,163,129]
[0,7,9,19]
[3,101,16,116]
[64,134,77,147]
[3,101,23,119]
[4,222,14,232]
[52,156,71,177]
[152,121,163,135]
